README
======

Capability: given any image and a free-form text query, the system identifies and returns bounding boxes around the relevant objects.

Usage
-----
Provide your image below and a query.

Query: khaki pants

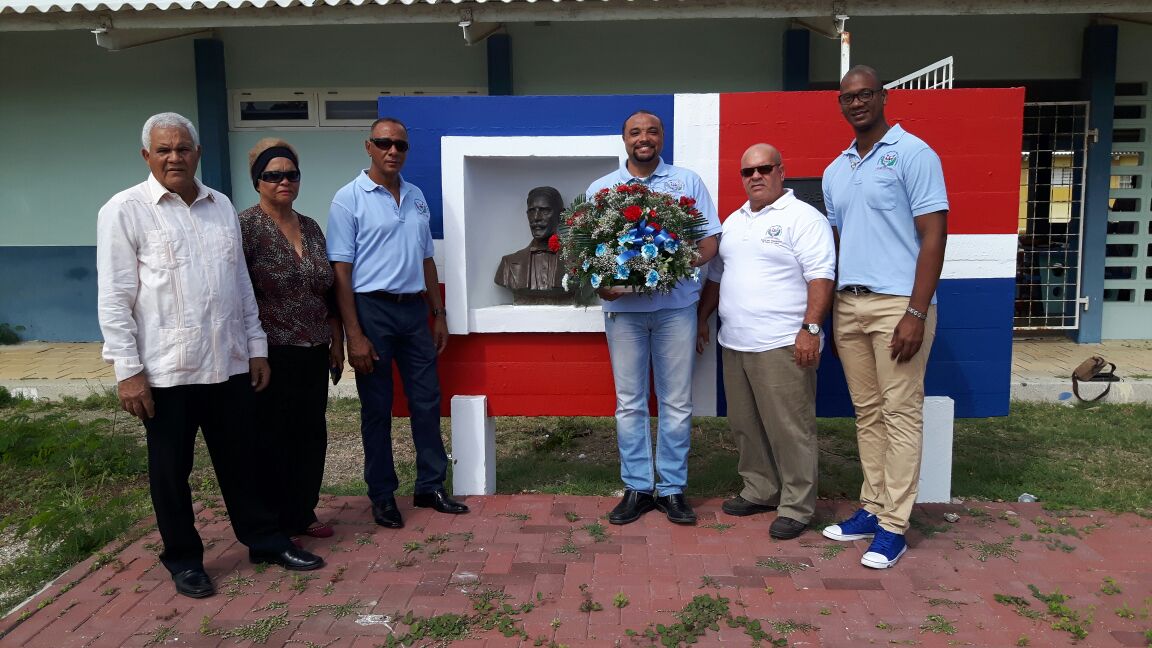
[722,345,819,523]
[833,293,936,534]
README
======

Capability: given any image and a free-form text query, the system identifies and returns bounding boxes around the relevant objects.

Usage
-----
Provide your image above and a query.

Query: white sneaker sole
[861,545,907,569]
[822,526,876,542]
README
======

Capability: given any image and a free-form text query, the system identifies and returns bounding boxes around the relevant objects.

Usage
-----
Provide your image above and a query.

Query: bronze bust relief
[494,186,571,303]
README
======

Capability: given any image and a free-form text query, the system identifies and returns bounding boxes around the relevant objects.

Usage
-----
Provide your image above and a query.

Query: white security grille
[884,57,954,90]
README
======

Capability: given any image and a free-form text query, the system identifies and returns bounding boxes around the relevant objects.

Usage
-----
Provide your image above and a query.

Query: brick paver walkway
[2,496,1149,647]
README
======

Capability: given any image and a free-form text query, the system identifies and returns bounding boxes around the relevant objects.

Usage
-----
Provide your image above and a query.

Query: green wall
[0,31,198,246]
[809,15,1090,83]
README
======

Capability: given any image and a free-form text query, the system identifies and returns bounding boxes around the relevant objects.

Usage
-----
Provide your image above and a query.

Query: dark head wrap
[250,146,299,190]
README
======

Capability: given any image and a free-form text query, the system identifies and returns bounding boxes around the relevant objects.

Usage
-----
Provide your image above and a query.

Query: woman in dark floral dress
[240,138,343,539]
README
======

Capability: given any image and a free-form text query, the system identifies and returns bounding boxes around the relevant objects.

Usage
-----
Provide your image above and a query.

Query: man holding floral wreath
[586,110,721,526]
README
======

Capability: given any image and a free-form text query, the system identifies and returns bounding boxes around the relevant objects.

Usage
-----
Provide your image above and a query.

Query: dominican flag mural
[378,88,1023,419]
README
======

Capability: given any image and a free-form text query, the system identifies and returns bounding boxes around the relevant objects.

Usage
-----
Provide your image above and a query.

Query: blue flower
[590,274,602,289]
[691,267,701,282]
[641,243,659,259]
[618,233,632,245]
[582,259,592,271]
[595,243,608,257]
[645,270,660,287]
[663,239,680,253]
[614,265,630,280]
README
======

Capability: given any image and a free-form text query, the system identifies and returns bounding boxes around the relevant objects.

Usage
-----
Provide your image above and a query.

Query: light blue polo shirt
[585,158,722,313]
[822,124,949,301]
[327,171,435,294]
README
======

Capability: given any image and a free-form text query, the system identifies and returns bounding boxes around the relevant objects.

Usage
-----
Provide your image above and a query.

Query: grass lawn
[1,387,1150,615]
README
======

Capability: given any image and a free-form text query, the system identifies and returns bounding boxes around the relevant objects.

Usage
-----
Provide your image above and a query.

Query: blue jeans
[354,294,448,502]
[603,304,697,496]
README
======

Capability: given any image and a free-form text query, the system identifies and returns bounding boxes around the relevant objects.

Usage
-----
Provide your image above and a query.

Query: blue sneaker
[861,528,907,569]
[822,508,879,541]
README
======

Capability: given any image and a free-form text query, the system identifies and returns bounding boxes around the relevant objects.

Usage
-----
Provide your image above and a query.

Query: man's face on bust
[526,194,559,245]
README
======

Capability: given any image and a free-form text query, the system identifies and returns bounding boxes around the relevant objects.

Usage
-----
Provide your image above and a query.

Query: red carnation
[548,234,561,252]
[616,185,631,193]
[565,217,575,226]
[623,205,644,222]
[597,187,610,195]
[678,196,696,208]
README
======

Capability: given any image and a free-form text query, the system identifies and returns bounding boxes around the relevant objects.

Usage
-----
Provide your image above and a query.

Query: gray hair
[141,112,200,149]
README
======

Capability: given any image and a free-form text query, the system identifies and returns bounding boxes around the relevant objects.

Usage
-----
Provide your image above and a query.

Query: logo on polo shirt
[760,224,786,246]
[664,179,684,192]
[880,152,899,168]
[414,199,429,214]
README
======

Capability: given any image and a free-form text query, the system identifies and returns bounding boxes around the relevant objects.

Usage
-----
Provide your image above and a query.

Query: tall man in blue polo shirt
[587,110,721,526]
[328,117,469,530]
[820,66,949,569]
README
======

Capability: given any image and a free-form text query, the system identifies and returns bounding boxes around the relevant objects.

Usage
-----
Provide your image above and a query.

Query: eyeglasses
[838,88,881,106]
[259,170,301,183]
[368,137,410,153]
[740,164,778,178]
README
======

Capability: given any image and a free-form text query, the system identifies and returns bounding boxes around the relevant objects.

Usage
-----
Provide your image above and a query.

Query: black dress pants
[255,344,330,535]
[143,373,290,574]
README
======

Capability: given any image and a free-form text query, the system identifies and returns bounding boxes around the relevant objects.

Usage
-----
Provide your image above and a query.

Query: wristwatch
[431,307,447,317]
[802,323,821,335]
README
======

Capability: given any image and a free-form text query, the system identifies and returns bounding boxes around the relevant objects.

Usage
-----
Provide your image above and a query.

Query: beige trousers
[833,293,937,534]
[722,345,819,523]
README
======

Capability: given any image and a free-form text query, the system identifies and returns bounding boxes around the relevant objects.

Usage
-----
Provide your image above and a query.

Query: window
[230,87,486,130]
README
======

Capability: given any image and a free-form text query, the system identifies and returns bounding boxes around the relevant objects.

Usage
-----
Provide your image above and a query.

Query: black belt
[839,285,872,295]
[370,290,424,302]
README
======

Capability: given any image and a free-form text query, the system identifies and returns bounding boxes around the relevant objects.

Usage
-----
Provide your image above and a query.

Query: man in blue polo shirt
[328,117,469,530]
[820,66,949,569]
[587,110,721,526]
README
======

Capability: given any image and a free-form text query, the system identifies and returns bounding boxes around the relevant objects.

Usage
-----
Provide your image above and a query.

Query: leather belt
[370,290,424,302]
[839,285,872,295]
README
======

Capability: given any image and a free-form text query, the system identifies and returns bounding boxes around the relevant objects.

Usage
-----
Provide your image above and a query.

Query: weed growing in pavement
[819,543,847,560]
[771,619,816,635]
[613,592,629,608]
[1116,604,1136,619]
[223,571,255,599]
[819,607,832,616]
[503,512,532,521]
[581,521,609,542]
[1100,577,1122,595]
[699,575,721,590]
[624,594,787,647]
[702,522,734,533]
[101,586,119,596]
[554,530,580,556]
[383,588,538,645]
[919,614,958,634]
[299,598,365,620]
[289,573,317,593]
[254,600,288,612]
[578,584,603,612]
[1016,635,1030,646]
[995,593,1045,620]
[393,555,418,569]
[909,516,950,538]
[402,541,422,553]
[875,621,897,631]
[965,536,1021,562]
[202,612,290,643]
[1029,585,1093,641]
[927,597,967,609]
[756,557,808,574]
[354,533,376,546]
[563,511,581,522]
[142,624,177,646]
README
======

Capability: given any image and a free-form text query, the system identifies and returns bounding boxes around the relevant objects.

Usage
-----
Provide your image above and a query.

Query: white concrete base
[916,396,955,504]
[450,395,496,496]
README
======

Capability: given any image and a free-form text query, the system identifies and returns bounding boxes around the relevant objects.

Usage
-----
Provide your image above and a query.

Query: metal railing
[885,56,954,90]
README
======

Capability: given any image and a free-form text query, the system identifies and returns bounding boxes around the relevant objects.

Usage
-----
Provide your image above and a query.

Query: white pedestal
[450,395,496,496]
[916,396,955,503]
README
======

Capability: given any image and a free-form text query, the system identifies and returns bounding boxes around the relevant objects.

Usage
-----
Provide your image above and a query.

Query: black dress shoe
[655,494,697,525]
[249,546,325,571]
[769,516,808,540]
[172,568,215,598]
[372,497,404,528]
[413,490,470,514]
[722,495,777,517]
[608,489,655,525]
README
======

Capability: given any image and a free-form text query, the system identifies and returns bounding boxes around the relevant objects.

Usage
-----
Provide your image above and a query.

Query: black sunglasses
[838,88,882,106]
[259,170,301,183]
[368,137,410,153]
[740,164,778,178]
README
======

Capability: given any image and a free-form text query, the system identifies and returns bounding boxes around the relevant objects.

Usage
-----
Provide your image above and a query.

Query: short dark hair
[527,186,563,211]
[370,117,407,134]
[621,110,664,134]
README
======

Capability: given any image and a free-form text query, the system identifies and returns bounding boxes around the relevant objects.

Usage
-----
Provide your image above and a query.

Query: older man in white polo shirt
[697,143,835,540]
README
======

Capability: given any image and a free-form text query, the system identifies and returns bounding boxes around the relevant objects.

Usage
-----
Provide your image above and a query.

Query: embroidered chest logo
[414,199,429,215]
[761,224,785,246]
[664,179,684,193]
[879,152,899,168]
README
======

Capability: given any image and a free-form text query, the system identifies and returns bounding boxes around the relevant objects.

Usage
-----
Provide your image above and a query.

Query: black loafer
[372,497,404,528]
[172,568,214,599]
[722,495,777,517]
[655,494,697,525]
[608,489,655,525]
[249,546,325,571]
[769,516,808,540]
[413,490,469,514]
